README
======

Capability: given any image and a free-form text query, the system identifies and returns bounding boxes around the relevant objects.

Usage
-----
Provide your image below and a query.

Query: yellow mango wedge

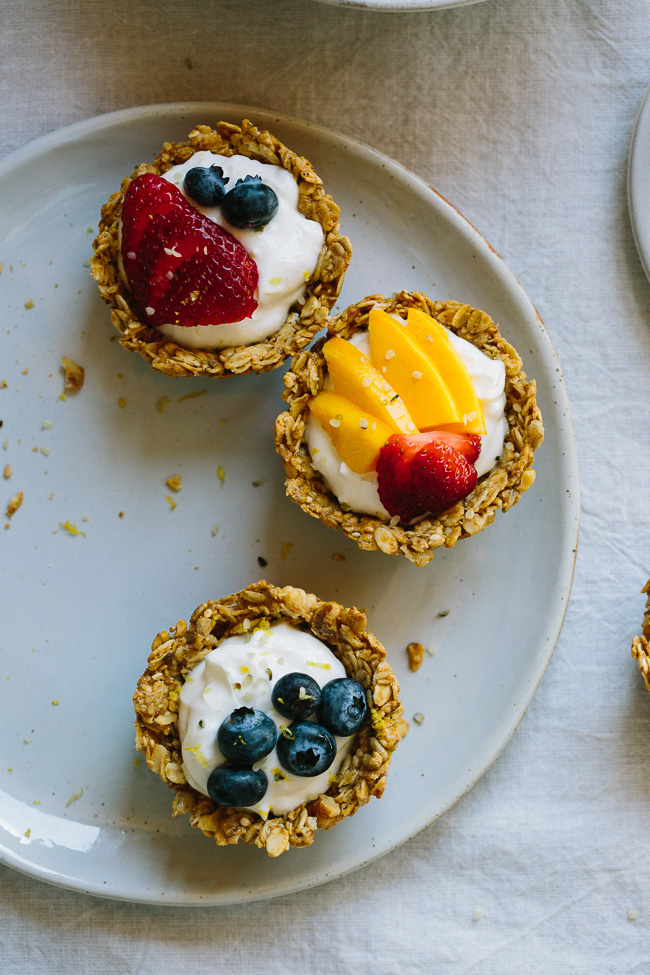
[405,307,486,434]
[322,336,418,436]
[309,390,393,474]
[368,308,461,431]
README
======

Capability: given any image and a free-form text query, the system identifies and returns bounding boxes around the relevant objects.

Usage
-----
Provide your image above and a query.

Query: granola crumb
[24,299,34,310]
[211,523,219,537]
[6,490,23,518]
[177,389,206,403]
[628,909,639,922]
[280,541,293,560]
[407,641,425,671]
[217,465,226,487]
[3,465,11,479]
[166,495,177,511]
[332,552,345,561]
[42,420,53,430]
[156,395,170,413]
[166,475,182,492]
[118,397,126,409]
[59,520,86,537]
[473,906,484,922]
[1,380,7,388]
[66,788,84,807]
[413,712,425,725]
[61,356,84,391]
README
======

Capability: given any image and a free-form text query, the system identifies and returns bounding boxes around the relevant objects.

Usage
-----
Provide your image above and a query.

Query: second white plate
[628,81,650,284]
[0,103,578,905]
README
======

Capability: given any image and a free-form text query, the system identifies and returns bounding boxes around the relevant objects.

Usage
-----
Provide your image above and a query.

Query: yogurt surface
[156,152,324,348]
[305,324,507,518]
[177,622,352,818]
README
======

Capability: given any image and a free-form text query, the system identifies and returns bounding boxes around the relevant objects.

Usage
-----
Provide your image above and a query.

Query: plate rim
[309,0,488,10]
[628,80,650,283]
[0,102,580,905]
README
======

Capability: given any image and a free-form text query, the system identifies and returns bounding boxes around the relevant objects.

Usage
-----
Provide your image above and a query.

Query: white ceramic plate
[311,0,487,10]
[628,81,650,283]
[0,103,578,905]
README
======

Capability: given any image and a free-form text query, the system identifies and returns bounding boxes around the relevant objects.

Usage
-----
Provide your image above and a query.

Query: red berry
[376,431,479,522]
[410,441,478,513]
[376,437,422,522]
[120,173,258,328]
[120,173,180,260]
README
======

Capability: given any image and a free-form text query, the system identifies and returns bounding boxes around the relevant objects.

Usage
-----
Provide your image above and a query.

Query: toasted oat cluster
[90,120,352,378]
[631,579,650,695]
[133,581,404,857]
[274,291,544,567]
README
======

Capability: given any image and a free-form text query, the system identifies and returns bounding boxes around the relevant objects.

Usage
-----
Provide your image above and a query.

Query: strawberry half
[376,430,480,522]
[410,441,478,514]
[120,173,258,328]
[376,437,423,523]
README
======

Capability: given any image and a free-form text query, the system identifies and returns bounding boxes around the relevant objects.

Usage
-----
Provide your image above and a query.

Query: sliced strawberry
[120,173,180,261]
[390,430,481,464]
[129,211,219,311]
[120,173,258,329]
[376,437,423,522]
[155,249,258,328]
[410,441,478,514]
[376,430,480,522]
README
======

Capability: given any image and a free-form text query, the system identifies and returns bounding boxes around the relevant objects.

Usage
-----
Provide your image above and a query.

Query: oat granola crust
[90,120,352,378]
[133,581,403,857]
[274,292,544,567]
[631,579,650,695]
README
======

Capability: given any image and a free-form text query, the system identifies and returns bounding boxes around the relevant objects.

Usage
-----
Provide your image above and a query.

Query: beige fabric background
[1,1,650,972]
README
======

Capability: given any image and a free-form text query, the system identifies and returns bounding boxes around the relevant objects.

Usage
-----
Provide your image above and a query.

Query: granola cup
[631,579,650,695]
[133,581,404,857]
[90,120,352,378]
[275,291,545,568]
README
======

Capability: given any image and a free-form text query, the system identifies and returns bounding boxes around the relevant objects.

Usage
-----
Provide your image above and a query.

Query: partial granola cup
[133,581,404,857]
[275,291,544,567]
[90,120,352,378]
[631,579,650,695]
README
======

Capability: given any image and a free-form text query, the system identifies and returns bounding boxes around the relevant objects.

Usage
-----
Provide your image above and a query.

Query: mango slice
[309,390,393,474]
[322,336,417,436]
[368,308,461,431]
[405,308,486,434]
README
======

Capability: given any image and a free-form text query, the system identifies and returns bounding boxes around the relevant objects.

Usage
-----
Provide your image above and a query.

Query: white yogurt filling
[177,622,352,818]
[305,325,508,519]
[148,152,324,349]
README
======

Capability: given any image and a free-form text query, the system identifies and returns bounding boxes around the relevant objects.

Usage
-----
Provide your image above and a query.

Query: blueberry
[207,764,268,807]
[216,707,277,764]
[272,672,322,720]
[319,678,368,737]
[183,165,229,207]
[221,176,279,229]
[276,721,336,777]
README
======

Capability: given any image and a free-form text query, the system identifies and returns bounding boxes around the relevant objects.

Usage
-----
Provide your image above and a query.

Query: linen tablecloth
[1,1,649,971]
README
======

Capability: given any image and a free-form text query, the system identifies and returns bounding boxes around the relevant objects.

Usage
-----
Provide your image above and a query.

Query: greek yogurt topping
[177,622,351,817]
[157,152,324,348]
[305,325,507,518]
